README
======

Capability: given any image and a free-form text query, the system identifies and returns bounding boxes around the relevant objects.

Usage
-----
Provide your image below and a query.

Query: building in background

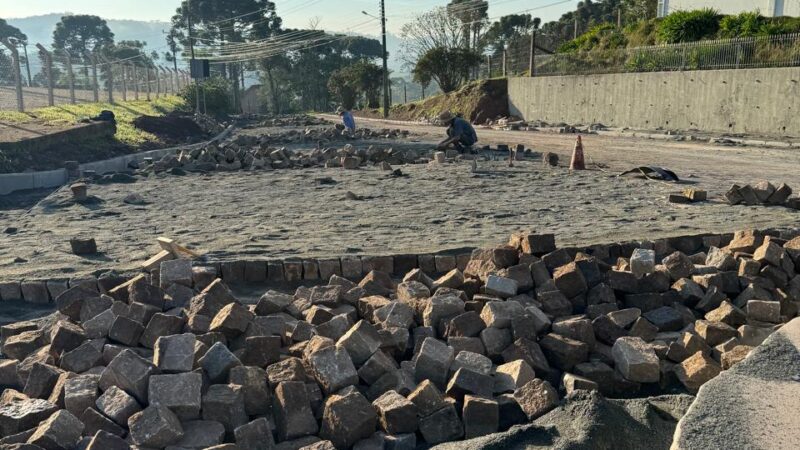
[658,0,800,17]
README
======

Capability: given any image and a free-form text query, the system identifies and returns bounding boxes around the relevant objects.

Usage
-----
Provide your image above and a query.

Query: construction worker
[336,106,356,133]
[436,111,478,152]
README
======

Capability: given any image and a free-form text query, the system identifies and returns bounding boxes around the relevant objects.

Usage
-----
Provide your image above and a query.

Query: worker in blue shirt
[436,111,477,152]
[336,106,356,133]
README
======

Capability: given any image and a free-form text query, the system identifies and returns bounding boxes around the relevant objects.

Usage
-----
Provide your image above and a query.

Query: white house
[658,0,800,17]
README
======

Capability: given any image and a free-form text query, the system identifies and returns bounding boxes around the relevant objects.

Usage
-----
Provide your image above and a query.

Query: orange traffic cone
[570,135,586,170]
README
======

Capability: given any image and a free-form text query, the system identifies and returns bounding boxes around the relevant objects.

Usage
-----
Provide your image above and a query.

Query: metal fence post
[121,64,128,101]
[87,53,99,102]
[155,66,161,98]
[171,69,179,93]
[36,44,54,106]
[106,59,115,103]
[146,64,152,101]
[502,50,507,77]
[63,50,76,104]
[1,39,24,112]
[132,63,139,100]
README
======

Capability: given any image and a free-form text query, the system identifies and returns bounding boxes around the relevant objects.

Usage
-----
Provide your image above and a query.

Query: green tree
[0,18,27,42]
[482,14,534,55]
[328,60,385,109]
[447,0,489,51]
[412,46,481,93]
[621,0,658,24]
[52,15,115,55]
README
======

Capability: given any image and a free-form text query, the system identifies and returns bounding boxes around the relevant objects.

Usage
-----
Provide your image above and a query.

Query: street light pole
[380,0,389,118]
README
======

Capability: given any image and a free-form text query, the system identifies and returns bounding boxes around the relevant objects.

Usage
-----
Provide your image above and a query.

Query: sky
[1,0,579,34]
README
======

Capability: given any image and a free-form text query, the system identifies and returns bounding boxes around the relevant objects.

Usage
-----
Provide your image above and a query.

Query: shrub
[657,8,720,44]
[559,24,627,53]
[179,76,231,116]
[719,12,764,38]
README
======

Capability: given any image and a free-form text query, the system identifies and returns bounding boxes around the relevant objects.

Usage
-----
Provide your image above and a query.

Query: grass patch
[0,96,186,147]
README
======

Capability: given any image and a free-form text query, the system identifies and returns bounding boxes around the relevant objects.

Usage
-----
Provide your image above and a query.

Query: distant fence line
[474,32,800,79]
[0,40,191,112]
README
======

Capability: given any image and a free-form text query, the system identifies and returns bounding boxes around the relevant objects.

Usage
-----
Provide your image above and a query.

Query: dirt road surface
[0,117,798,281]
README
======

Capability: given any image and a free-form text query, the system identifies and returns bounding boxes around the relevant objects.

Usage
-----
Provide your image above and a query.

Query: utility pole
[529,18,541,77]
[574,16,579,39]
[380,0,389,118]
[617,9,622,28]
[187,0,200,113]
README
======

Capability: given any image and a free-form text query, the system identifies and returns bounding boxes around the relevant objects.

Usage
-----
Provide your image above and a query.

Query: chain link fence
[0,40,191,112]
[475,32,800,80]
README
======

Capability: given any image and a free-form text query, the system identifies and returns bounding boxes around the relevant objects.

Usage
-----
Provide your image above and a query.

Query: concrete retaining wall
[508,67,800,136]
[0,125,234,196]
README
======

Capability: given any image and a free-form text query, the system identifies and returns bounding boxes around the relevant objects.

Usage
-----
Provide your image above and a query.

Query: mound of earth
[432,391,695,450]
[358,78,509,124]
[133,113,205,140]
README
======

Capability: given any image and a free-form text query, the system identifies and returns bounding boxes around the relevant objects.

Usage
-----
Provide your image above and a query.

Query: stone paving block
[319,390,377,449]
[0,281,22,301]
[539,333,590,371]
[674,351,722,393]
[514,378,559,420]
[228,365,272,416]
[407,379,446,419]
[267,260,286,282]
[337,320,382,366]
[140,313,186,348]
[274,381,319,441]
[63,375,99,417]
[199,342,242,383]
[445,367,493,399]
[484,275,519,298]
[243,260,268,283]
[23,363,61,400]
[612,337,660,383]
[413,338,454,389]
[172,419,226,448]
[85,430,129,450]
[318,258,343,281]
[418,403,463,445]
[0,397,59,436]
[80,407,125,438]
[148,372,202,419]
[98,349,156,404]
[202,384,248,433]
[95,385,142,426]
[128,405,184,447]
[462,395,499,439]
[160,259,193,289]
[108,316,144,347]
[373,390,418,435]
[235,417,275,450]
[154,333,196,373]
[27,409,84,450]
[20,281,50,304]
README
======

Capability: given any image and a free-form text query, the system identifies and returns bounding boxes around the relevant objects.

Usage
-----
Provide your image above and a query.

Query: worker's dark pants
[447,128,477,152]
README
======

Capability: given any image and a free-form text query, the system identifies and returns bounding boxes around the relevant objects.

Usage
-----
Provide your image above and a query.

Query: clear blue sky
[2,0,578,34]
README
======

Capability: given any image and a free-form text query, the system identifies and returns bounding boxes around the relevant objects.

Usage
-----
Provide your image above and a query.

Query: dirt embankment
[356,79,509,124]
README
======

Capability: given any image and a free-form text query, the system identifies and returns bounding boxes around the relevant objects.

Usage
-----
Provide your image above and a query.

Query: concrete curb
[0,125,235,196]
[2,226,798,306]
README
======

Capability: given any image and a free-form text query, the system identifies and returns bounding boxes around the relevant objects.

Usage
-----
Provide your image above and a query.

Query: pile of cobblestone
[1,228,798,449]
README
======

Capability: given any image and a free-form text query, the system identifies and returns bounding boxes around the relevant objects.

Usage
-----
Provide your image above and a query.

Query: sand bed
[0,121,798,281]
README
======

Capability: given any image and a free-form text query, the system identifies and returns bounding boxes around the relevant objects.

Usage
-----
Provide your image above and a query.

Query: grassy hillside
[0,96,185,147]
[0,96,187,172]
